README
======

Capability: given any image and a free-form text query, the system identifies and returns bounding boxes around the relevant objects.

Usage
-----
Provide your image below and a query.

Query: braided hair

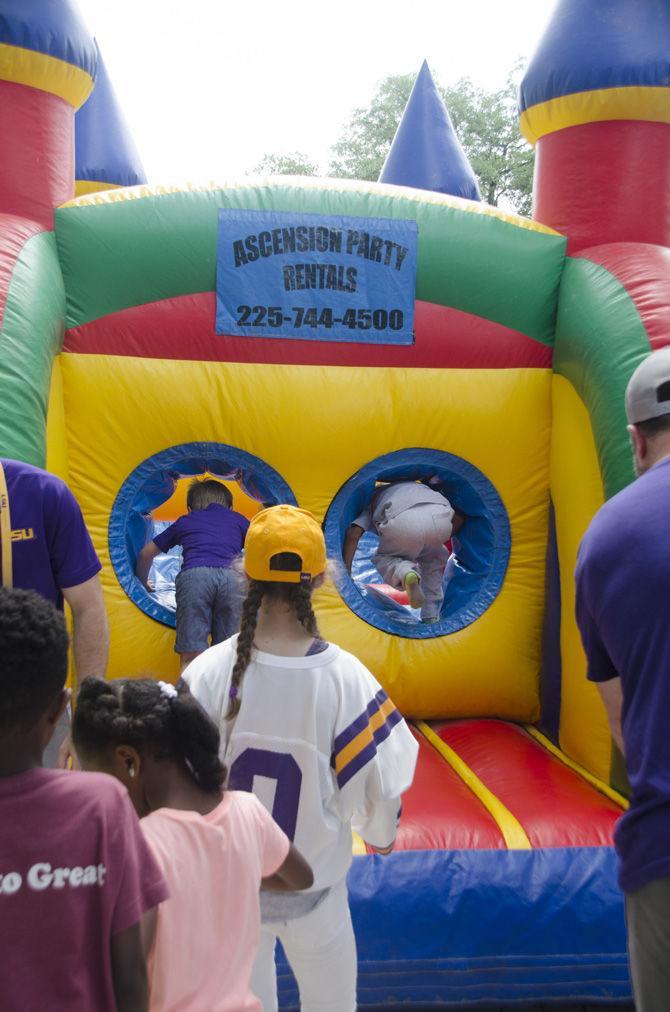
[227,552,320,720]
[73,677,226,792]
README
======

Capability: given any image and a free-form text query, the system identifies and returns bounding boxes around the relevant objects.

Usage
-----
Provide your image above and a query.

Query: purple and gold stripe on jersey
[332,689,403,789]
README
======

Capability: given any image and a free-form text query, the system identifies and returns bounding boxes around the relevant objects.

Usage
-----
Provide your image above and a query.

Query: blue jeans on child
[174,566,244,653]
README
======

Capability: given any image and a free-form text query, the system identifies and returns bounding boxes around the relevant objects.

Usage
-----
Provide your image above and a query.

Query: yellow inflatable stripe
[352,832,367,856]
[524,725,628,810]
[414,721,531,850]
[0,42,93,109]
[551,375,610,778]
[74,180,122,198]
[58,175,559,236]
[521,85,670,145]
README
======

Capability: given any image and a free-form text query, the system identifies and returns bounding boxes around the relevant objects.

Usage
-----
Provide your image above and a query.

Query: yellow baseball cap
[244,505,327,584]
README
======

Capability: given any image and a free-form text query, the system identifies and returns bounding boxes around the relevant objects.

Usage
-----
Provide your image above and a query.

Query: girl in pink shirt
[72,677,312,1012]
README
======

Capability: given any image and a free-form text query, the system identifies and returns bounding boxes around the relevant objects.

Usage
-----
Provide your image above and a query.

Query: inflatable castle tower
[1,0,670,1005]
[379,59,482,201]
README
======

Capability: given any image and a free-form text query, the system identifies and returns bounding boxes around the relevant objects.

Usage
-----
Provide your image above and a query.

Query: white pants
[374,503,452,620]
[250,880,357,1012]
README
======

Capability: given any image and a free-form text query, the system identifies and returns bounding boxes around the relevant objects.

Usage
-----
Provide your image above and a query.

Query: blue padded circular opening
[109,441,297,628]
[324,447,510,639]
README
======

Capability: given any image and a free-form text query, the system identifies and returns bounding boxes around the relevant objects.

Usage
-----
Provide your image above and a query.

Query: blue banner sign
[216,209,417,344]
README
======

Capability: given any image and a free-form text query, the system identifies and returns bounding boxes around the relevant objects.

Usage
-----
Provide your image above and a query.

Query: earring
[129,767,136,779]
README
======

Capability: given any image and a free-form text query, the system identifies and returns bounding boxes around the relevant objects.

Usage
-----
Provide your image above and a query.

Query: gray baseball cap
[625,347,670,424]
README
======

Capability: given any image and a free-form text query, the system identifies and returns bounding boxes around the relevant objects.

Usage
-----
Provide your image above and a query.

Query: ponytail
[227,582,264,719]
[73,676,226,792]
[293,582,319,637]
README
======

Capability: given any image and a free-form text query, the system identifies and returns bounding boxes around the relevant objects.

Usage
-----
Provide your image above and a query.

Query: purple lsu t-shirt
[1,459,101,609]
[153,503,250,571]
[0,768,168,1012]
[576,455,670,893]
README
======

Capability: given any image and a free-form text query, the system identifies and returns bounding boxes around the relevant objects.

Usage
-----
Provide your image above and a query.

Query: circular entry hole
[109,442,297,628]
[323,448,510,639]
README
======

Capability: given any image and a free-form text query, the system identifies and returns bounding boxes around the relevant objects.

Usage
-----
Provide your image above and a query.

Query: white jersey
[184,637,418,892]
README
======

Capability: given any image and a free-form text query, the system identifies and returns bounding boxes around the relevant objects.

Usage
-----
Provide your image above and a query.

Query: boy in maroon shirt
[0,587,168,1012]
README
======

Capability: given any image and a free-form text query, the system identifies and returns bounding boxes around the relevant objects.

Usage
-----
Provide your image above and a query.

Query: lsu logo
[11,528,35,542]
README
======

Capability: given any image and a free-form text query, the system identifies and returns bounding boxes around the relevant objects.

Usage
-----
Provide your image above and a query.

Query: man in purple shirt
[0,459,109,766]
[136,479,249,671]
[575,348,670,1011]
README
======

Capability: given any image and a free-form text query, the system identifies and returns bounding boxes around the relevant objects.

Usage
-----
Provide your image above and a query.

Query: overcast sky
[76,0,557,185]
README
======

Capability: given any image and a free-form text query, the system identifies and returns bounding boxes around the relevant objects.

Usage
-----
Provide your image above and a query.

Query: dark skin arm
[140,907,157,959]
[451,510,466,536]
[342,524,365,574]
[262,842,314,892]
[110,922,149,1012]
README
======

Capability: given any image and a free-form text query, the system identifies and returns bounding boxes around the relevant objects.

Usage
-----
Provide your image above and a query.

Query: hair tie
[158,681,178,700]
[229,685,238,699]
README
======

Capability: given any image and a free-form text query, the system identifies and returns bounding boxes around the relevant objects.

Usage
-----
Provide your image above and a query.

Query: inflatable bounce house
[2,0,670,1004]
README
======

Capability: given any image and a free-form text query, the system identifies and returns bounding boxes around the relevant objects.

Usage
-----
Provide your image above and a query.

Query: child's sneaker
[403,571,425,609]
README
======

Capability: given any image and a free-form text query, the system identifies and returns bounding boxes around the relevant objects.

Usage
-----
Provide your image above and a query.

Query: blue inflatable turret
[75,41,147,196]
[379,60,481,200]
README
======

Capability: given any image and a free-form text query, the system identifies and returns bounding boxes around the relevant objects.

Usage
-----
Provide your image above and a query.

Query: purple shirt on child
[1,459,101,608]
[0,769,168,1011]
[576,455,670,893]
[153,503,249,571]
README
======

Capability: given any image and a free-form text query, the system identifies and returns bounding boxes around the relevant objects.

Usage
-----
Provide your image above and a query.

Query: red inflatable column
[534,120,670,254]
[0,81,75,229]
[520,1,670,254]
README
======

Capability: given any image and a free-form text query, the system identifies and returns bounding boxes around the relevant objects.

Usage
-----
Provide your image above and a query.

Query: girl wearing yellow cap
[185,504,418,1012]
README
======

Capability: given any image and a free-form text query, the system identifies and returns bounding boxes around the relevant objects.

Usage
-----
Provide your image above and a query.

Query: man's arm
[62,574,109,685]
[342,524,365,573]
[595,677,625,756]
[110,923,149,1012]
[135,543,161,591]
[575,556,624,753]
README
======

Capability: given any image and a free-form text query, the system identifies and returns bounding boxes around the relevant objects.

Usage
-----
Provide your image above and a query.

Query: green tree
[329,73,416,185]
[251,151,318,176]
[446,65,534,216]
[329,65,534,216]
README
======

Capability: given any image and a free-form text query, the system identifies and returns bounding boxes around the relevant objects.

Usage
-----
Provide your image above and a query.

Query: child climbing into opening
[72,675,313,1012]
[184,504,419,1012]
[0,587,168,1012]
[136,478,249,672]
[343,478,466,624]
